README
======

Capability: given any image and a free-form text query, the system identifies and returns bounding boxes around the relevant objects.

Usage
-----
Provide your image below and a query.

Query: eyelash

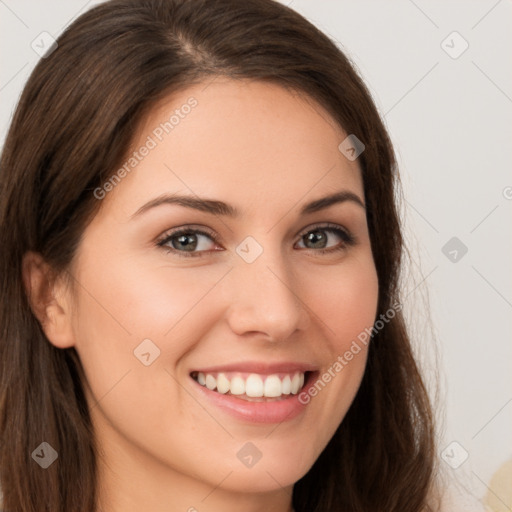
[156,223,356,258]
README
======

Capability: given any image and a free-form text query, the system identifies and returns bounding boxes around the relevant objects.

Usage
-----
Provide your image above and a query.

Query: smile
[189,363,318,423]
[191,371,307,400]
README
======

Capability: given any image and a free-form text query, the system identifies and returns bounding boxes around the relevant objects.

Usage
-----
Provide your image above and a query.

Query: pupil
[174,234,197,251]
[306,231,326,248]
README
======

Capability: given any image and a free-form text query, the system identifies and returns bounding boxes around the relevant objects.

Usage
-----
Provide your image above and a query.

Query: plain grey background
[1,1,511,508]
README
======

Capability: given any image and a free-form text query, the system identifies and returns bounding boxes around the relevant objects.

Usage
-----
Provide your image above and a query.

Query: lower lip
[191,374,315,424]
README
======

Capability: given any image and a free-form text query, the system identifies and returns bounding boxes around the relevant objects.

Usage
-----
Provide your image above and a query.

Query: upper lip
[190,361,319,375]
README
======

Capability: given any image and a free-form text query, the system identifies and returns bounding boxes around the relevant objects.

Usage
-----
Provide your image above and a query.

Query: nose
[224,246,310,342]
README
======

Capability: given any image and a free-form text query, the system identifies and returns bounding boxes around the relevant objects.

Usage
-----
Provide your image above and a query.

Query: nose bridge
[225,237,307,339]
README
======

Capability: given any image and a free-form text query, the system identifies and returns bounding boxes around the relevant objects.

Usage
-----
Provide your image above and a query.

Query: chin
[219,464,309,494]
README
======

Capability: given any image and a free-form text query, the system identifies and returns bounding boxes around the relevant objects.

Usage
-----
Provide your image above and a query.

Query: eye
[157,227,221,257]
[295,224,355,254]
[157,223,355,258]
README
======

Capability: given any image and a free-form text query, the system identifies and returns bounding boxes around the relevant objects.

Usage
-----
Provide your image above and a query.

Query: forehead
[102,79,364,220]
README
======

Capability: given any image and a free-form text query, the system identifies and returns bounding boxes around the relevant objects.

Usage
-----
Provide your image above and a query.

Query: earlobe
[22,251,76,349]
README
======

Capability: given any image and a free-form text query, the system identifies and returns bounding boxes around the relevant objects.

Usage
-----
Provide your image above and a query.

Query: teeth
[216,373,230,394]
[281,375,291,395]
[205,374,217,390]
[230,376,245,395]
[194,371,306,398]
[291,373,301,394]
[246,374,264,397]
[264,375,282,397]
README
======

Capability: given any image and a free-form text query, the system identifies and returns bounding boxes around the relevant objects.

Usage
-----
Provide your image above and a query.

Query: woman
[0,0,440,510]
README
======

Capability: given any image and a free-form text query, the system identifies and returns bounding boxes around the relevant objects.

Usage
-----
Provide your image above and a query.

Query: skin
[24,79,379,512]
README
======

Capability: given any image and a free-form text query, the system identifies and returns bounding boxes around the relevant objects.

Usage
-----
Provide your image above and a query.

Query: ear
[22,251,76,349]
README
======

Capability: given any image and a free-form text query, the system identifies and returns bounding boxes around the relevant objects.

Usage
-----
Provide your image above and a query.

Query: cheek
[297,253,378,433]
[70,255,233,405]
[70,257,250,486]
[305,253,379,350]
[74,253,232,346]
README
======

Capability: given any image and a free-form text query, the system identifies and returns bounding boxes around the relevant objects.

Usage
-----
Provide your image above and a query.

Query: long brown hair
[0,0,439,510]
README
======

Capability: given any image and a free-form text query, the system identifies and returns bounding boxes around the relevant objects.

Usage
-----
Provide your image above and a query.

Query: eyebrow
[130,190,365,219]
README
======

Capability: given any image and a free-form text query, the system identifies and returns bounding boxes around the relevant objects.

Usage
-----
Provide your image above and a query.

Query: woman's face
[63,79,378,501]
